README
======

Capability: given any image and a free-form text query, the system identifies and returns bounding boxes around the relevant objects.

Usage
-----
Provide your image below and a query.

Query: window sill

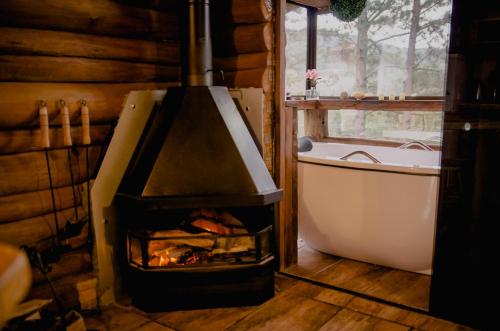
[285,98,444,112]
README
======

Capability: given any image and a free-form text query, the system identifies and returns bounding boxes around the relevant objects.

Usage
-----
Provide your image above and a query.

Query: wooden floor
[284,243,431,311]
[84,274,472,331]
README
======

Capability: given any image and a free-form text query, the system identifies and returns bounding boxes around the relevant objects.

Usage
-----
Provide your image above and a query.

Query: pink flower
[305,69,319,80]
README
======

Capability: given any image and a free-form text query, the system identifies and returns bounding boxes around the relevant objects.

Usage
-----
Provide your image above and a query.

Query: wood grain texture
[285,99,444,111]
[0,82,176,128]
[83,275,473,331]
[216,68,272,91]
[213,52,272,72]
[226,293,340,331]
[0,27,180,64]
[318,309,409,331]
[212,0,273,25]
[285,245,432,311]
[0,0,179,40]
[0,183,84,223]
[125,0,271,24]
[347,297,472,331]
[84,305,153,331]
[275,0,288,270]
[156,306,255,331]
[0,125,110,155]
[230,0,273,23]
[0,205,85,247]
[214,23,273,56]
[0,55,180,83]
[0,146,101,196]
[304,108,328,140]
[285,245,342,278]
[286,281,355,307]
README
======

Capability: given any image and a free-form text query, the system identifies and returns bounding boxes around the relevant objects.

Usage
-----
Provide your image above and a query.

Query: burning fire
[130,208,254,268]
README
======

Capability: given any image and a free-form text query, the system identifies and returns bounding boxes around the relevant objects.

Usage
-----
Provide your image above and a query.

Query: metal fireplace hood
[116,86,282,207]
[116,0,281,207]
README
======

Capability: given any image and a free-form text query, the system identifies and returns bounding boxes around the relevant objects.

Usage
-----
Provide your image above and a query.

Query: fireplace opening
[127,208,273,269]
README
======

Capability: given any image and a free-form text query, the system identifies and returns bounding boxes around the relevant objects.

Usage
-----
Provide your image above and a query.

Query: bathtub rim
[298,155,440,176]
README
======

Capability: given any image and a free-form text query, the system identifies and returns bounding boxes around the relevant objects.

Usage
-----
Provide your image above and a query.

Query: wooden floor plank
[155,306,256,331]
[82,274,474,331]
[133,321,175,331]
[84,305,151,331]
[314,259,381,287]
[346,297,475,331]
[286,245,431,311]
[286,281,355,307]
[318,308,410,331]
[226,293,340,331]
[285,245,341,278]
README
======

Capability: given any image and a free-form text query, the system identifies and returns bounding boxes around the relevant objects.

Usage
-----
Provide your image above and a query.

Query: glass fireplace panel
[128,226,272,269]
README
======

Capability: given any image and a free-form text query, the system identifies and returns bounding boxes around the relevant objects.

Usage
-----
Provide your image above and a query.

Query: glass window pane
[285,4,307,96]
[327,109,443,144]
[316,1,452,97]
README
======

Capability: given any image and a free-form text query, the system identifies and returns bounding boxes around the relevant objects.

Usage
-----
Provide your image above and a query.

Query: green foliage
[329,0,367,22]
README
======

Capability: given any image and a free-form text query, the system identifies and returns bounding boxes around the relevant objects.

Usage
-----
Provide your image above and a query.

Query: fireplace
[90,0,282,311]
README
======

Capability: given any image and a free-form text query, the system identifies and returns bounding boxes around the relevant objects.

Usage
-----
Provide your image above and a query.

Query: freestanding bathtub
[298,142,441,274]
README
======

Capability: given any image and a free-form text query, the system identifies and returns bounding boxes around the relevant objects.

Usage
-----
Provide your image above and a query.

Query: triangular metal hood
[119,86,282,207]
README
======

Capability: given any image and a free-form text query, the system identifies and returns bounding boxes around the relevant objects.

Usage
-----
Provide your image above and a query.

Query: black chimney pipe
[182,0,213,86]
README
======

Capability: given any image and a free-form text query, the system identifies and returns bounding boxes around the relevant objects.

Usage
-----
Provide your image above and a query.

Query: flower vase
[306,87,319,100]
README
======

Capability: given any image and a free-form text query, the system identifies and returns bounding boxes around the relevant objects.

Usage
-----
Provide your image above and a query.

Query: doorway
[278,0,452,312]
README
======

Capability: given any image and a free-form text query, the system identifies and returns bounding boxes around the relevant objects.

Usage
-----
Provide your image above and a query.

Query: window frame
[285,1,446,148]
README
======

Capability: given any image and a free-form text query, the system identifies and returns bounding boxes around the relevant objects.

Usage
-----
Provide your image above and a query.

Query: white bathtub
[298,142,441,274]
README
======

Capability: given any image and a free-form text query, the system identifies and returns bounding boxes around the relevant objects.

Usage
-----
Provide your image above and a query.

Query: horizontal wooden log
[213,52,272,72]
[216,67,272,92]
[32,248,91,284]
[231,0,273,23]
[0,184,85,224]
[0,125,110,155]
[0,55,181,83]
[0,146,101,196]
[214,23,272,56]
[0,0,179,40]
[0,206,86,247]
[28,271,95,311]
[0,82,176,129]
[131,0,272,23]
[285,99,444,111]
[0,27,180,65]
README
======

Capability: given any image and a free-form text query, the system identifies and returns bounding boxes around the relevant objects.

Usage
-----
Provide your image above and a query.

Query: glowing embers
[127,209,272,269]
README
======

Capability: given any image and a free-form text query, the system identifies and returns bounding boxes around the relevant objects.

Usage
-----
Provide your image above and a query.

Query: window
[286,1,452,145]
[285,3,308,96]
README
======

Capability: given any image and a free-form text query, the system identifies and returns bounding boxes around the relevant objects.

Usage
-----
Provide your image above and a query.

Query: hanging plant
[329,0,367,22]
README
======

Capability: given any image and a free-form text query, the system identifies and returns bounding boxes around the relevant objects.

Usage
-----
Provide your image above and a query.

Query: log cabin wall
[0,0,276,303]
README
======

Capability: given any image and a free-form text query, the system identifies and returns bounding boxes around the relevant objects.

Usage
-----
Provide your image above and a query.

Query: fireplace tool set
[37,100,92,258]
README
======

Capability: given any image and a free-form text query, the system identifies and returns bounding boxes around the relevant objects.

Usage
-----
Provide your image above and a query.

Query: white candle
[388,93,395,101]
[378,94,384,101]
[399,92,406,101]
